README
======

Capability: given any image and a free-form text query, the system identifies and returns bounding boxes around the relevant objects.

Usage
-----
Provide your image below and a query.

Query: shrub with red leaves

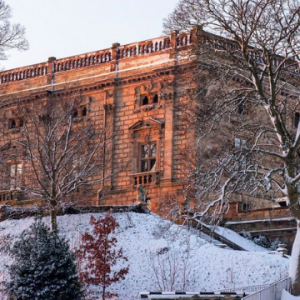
[77,213,129,300]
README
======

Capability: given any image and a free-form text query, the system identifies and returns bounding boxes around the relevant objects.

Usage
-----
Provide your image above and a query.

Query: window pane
[234,138,240,148]
[150,159,156,172]
[141,145,149,158]
[150,144,156,157]
[141,160,148,172]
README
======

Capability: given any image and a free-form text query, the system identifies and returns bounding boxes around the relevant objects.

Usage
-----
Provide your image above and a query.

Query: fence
[242,277,291,300]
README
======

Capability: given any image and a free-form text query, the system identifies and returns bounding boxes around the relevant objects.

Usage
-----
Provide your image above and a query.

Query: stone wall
[0,30,197,213]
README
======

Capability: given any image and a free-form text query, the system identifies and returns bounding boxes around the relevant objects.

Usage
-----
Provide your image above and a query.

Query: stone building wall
[0,30,197,212]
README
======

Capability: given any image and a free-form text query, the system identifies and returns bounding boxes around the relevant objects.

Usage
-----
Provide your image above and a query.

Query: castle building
[0,29,198,211]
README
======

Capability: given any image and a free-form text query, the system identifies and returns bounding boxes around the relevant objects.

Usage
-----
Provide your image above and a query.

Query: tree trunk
[290,220,300,295]
[50,209,57,232]
[102,286,105,300]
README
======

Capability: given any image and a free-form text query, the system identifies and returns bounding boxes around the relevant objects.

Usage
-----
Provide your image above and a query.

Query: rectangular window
[234,138,247,170]
[295,112,300,128]
[237,99,245,115]
[234,137,246,148]
[140,94,159,106]
[140,143,156,172]
[10,163,23,190]
[9,118,23,129]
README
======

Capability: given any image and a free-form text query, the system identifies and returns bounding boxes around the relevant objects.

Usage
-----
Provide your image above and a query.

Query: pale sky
[3,0,179,71]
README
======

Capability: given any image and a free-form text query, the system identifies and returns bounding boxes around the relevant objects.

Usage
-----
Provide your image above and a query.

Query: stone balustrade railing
[0,190,22,202]
[130,171,160,187]
[0,30,194,85]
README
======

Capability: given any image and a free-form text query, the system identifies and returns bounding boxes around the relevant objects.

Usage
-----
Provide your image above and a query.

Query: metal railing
[218,283,273,294]
[242,277,291,300]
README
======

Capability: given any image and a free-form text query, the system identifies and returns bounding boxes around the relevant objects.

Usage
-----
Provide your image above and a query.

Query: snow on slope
[213,226,268,251]
[0,212,290,300]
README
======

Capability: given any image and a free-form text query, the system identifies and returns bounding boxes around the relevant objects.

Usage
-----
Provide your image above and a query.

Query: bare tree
[2,93,113,231]
[165,0,300,295]
[0,0,28,62]
[149,245,191,292]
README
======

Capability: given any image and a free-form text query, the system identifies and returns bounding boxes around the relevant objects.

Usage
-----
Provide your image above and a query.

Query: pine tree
[5,218,85,300]
[77,213,129,300]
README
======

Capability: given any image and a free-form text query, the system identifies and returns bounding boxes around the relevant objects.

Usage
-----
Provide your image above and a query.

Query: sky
[3,0,179,71]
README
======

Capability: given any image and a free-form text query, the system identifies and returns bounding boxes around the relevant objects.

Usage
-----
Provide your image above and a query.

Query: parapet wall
[0,30,194,96]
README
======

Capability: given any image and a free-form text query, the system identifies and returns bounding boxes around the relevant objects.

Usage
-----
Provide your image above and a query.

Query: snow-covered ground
[282,289,300,299]
[213,225,269,251]
[0,212,290,299]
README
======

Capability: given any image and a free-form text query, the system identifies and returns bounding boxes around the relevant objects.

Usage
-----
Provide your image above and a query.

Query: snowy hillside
[0,212,290,299]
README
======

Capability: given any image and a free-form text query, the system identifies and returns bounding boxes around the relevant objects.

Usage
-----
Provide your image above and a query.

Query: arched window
[147,44,151,53]
[126,49,130,57]
[77,59,81,67]
[93,55,96,64]
[65,61,69,70]
[138,45,141,54]
[97,55,100,63]
[155,42,158,51]
[73,60,76,68]
[159,41,162,50]
[122,49,125,58]
[61,63,64,71]
[85,57,89,65]
[153,94,158,103]
[142,45,145,54]
[105,53,108,61]
[141,95,149,105]
[101,54,104,62]
[81,58,85,66]
[89,56,93,65]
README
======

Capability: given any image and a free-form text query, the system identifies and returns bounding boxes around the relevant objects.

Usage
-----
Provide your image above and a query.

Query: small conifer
[5,218,84,300]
